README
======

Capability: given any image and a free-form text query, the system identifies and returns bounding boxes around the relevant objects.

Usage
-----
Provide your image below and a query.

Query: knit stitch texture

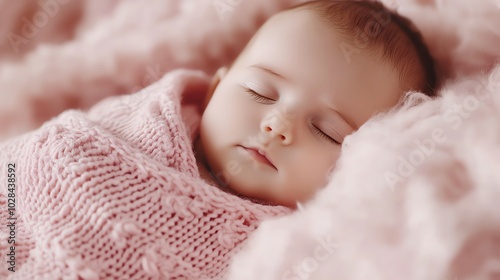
[0,69,290,279]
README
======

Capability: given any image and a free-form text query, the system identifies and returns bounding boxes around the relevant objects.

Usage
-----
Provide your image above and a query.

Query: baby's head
[196,0,436,207]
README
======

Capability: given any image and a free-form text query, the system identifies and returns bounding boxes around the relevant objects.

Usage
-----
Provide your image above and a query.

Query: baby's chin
[195,138,297,207]
[224,176,295,207]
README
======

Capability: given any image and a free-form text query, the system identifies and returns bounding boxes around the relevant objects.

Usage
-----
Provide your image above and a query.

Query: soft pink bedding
[1,0,500,279]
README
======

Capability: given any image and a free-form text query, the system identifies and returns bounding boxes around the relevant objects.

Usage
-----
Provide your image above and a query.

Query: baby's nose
[260,110,295,145]
[262,124,291,144]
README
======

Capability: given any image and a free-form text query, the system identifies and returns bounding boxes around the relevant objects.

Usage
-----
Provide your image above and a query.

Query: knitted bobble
[66,255,85,270]
[180,207,195,221]
[122,222,141,235]
[162,195,175,212]
[110,222,140,249]
[217,232,235,249]
[162,195,198,221]
[188,199,206,217]
[52,240,68,260]
[111,235,126,249]
[69,162,86,176]
[66,255,100,280]
[50,240,99,280]
[218,220,249,249]
[158,240,180,256]
[36,129,50,145]
[142,249,161,277]
[225,219,249,234]
[149,192,162,204]
[78,266,100,280]
[136,163,151,179]
[50,124,65,135]
[158,250,177,274]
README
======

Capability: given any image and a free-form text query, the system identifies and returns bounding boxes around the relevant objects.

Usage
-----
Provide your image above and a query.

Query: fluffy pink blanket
[1,0,500,279]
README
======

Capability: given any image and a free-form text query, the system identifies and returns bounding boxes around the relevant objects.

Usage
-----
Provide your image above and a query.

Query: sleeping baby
[195,0,437,208]
[0,0,436,279]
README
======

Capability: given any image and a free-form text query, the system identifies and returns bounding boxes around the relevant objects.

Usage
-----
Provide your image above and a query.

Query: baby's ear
[203,67,228,109]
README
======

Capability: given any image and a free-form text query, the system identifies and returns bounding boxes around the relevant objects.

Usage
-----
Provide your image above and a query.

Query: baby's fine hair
[292,0,437,97]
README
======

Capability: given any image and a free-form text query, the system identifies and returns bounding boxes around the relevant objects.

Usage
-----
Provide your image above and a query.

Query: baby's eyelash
[313,125,341,145]
[244,88,274,103]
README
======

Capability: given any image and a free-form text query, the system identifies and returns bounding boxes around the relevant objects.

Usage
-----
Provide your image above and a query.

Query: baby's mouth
[239,145,277,169]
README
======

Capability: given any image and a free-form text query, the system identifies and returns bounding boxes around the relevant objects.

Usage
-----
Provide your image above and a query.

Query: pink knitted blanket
[0,69,290,279]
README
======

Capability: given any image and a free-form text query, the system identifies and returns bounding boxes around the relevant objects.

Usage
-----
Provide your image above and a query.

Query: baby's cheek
[301,152,338,191]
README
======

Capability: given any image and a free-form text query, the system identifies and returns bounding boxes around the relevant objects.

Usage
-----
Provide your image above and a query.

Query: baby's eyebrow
[249,64,287,81]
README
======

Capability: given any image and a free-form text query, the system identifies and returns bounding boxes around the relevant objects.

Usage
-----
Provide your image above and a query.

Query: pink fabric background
[1,0,500,279]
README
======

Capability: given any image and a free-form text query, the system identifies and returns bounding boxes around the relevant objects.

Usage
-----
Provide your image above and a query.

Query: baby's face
[198,9,401,207]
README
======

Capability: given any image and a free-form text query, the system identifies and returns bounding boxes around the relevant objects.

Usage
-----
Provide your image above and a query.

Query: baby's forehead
[243,7,385,64]
[229,9,332,70]
[237,8,391,71]
[240,2,432,95]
